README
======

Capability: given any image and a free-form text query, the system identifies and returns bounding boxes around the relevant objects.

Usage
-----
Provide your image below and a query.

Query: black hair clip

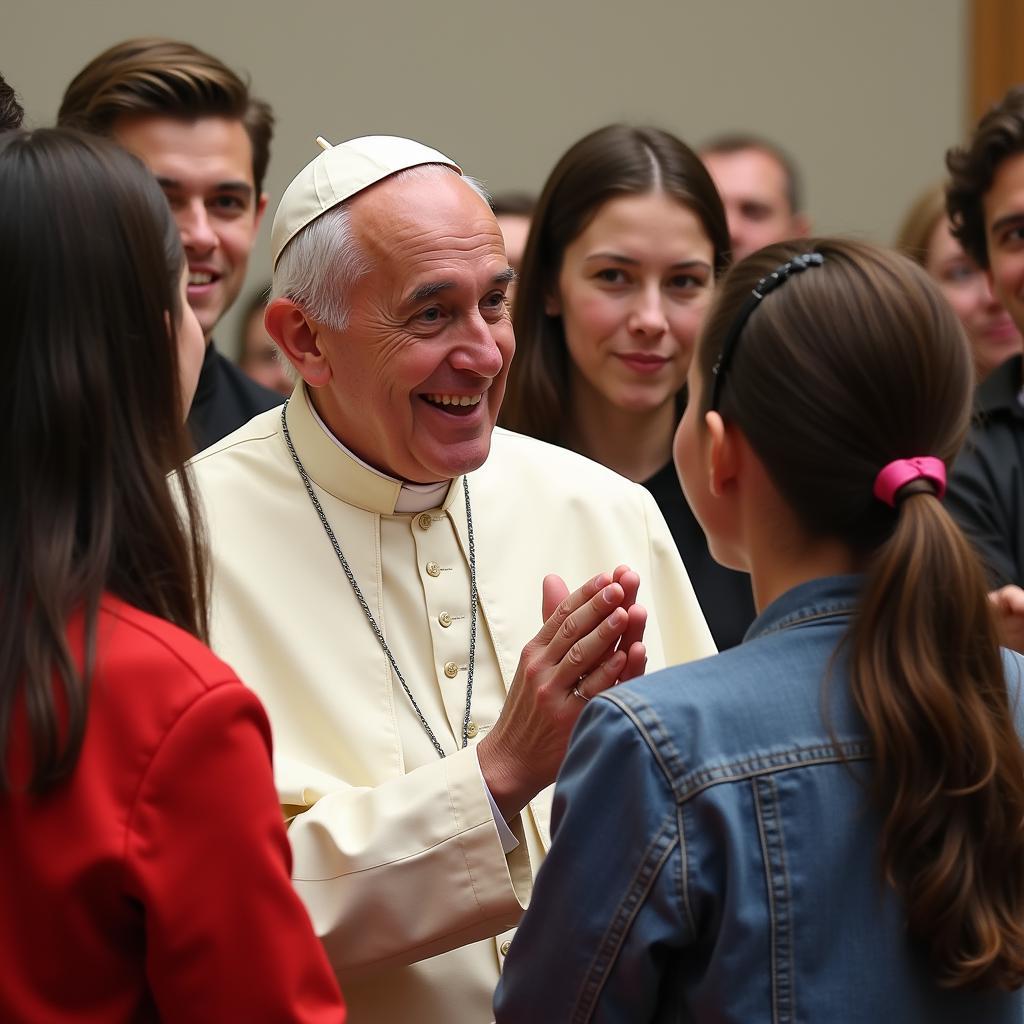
[710,252,825,411]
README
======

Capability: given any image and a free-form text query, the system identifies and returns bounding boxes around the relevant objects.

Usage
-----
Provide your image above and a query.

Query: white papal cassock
[189,383,715,1023]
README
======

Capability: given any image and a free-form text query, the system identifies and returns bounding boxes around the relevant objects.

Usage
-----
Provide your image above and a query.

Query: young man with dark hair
[946,85,1024,590]
[0,72,24,132]
[59,38,284,451]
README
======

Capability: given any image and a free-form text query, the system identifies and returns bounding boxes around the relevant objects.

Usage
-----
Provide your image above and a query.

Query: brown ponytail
[699,238,1024,990]
[852,493,1024,989]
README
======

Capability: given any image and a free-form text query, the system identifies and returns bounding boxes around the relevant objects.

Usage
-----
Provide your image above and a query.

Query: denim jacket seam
[603,690,688,793]
[570,813,678,1023]
[754,775,795,1024]
[751,601,857,641]
[677,803,695,938]
[677,742,872,804]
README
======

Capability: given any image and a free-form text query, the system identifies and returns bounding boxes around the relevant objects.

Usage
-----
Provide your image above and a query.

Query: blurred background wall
[5,0,967,355]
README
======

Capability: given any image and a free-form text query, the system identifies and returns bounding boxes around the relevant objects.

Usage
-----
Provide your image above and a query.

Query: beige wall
[5,0,966,357]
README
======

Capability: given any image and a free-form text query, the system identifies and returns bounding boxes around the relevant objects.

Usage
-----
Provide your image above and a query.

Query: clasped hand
[478,566,648,820]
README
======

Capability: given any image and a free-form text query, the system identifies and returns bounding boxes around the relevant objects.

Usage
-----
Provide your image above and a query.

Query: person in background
[0,72,23,131]
[58,38,284,452]
[495,239,1024,1023]
[701,132,810,262]
[897,183,1020,382]
[491,191,535,279]
[946,86,1024,593]
[237,283,293,396]
[501,124,755,649]
[0,129,345,1022]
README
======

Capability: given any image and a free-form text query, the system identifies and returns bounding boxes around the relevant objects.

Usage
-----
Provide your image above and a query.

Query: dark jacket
[946,353,1024,587]
[187,342,285,454]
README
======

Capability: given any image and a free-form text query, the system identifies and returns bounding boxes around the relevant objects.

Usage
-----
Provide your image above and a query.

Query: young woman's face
[551,192,715,416]
[925,217,1021,381]
[175,265,206,416]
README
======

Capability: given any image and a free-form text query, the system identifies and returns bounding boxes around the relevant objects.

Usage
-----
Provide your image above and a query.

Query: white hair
[271,166,491,331]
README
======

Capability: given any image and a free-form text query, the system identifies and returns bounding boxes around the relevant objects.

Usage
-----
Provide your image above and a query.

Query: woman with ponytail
[494,238,1024,1022]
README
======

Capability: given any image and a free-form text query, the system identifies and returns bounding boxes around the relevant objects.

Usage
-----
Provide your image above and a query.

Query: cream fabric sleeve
[278,745,532,979]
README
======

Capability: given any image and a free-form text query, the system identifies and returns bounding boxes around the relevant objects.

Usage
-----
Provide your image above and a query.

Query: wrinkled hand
[478,569,648,820]
[990,585,1024,653]
[541,564,648,681]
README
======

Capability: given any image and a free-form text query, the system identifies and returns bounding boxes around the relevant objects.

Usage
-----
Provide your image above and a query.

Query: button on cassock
[426,561,441,577]
[444,661,459,678]
[438,611,453,628]
[466,721,479,738]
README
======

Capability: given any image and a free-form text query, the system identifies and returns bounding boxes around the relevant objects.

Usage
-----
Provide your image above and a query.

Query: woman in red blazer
[0,129,346,1022]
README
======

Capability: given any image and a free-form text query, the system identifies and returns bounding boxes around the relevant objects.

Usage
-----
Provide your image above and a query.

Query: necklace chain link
[280,402,477,758]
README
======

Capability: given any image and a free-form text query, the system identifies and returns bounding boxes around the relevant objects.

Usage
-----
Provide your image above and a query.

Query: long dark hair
[699,237,1024,990]
[499,123,730,442]
[0,129,209,793]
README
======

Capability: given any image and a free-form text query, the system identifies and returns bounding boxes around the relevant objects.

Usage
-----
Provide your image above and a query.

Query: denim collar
[744,574,863,643]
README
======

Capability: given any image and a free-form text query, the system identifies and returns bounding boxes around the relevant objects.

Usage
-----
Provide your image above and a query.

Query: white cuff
[477,754,520,855]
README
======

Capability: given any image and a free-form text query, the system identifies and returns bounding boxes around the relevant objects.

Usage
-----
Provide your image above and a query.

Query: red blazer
[0,596,346,1022]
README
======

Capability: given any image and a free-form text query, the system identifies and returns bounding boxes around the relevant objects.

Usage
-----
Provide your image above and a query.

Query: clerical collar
[306,393,453,514]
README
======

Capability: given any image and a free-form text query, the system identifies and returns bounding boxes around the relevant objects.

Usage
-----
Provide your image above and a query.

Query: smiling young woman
[501,124,756,648]
[897,183,1021,382]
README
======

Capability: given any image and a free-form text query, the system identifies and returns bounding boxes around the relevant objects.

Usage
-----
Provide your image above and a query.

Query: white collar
[308,398,451,514]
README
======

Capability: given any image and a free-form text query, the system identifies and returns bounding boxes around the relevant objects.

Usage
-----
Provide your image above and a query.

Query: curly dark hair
[947,85,1024,269]
[0,72,24,132]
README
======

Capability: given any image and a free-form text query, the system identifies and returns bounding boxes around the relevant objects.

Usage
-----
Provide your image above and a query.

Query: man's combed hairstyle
[947,86,1024,269]
[0,72,24,132]
[273,165,489,331]
[0,129,208,793]
[700,237,1024,992]
[57,37,274,196]
[701,132,804,214]
[500,123,729,444]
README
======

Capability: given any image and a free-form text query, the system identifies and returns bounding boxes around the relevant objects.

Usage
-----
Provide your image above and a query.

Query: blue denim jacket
[494,575,1024,1023]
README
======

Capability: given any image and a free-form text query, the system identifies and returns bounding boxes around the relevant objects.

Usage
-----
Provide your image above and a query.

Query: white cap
[270,134,462,268]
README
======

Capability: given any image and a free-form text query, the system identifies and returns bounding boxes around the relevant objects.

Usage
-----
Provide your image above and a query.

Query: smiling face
[925,217,1021,380]
[309,169,515,483]
[984,152,1024,352]
[113,115,267,341]
[550,191,714,420]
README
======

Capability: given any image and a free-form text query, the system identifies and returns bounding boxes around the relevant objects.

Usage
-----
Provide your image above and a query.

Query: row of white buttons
[420,522,478,739]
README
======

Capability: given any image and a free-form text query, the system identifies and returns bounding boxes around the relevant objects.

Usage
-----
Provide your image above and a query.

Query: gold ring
[572,685,590,703]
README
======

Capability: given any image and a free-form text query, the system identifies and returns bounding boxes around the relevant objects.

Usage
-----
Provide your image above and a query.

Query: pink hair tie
[873,457,947,508]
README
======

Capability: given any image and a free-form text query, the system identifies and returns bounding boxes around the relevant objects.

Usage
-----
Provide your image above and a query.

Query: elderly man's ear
[264,298,332,387]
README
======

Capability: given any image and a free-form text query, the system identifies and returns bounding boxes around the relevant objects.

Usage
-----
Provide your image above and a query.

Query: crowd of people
[4,35,1024,1024]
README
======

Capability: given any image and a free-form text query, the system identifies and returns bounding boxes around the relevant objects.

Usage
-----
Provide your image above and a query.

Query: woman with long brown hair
[897,182,1021,382]
[495,239,1024,1022]
[0,129,345,1022]
[500,124,755,648]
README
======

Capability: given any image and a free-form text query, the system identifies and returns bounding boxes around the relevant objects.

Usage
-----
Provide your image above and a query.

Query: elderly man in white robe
[189,134,716,1023]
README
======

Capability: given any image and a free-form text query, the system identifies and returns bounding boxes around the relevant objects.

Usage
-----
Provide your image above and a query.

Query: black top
[187,341,285,454]
[946,353,1024,588]
[643,460,756,650]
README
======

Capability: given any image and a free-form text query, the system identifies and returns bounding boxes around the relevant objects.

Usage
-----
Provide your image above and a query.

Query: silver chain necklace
[280,402,477,758]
